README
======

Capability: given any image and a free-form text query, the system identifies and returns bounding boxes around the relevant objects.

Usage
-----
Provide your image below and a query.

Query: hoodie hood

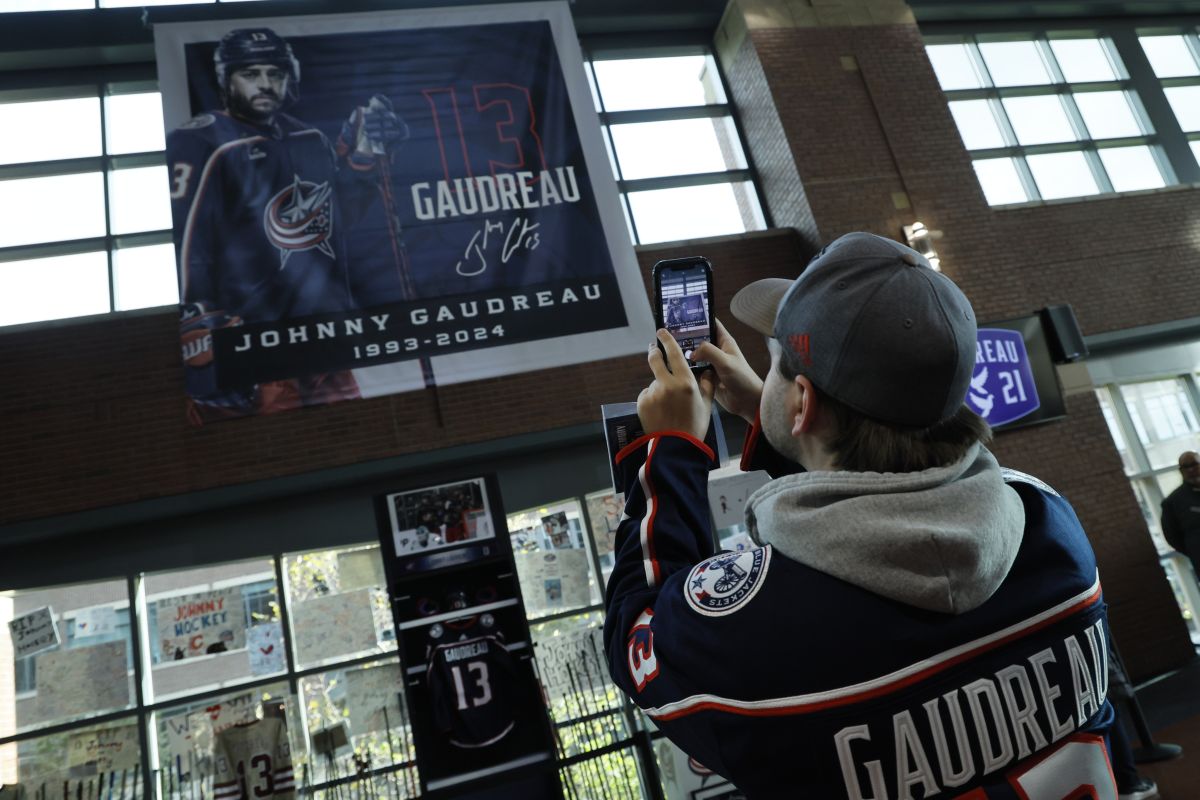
[744,444,1025,614]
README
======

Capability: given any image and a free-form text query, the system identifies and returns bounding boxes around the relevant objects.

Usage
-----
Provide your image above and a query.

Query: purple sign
[967,328,1040,427]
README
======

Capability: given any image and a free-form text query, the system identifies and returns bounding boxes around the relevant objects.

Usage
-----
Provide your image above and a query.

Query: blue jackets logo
[967,328,1041,427]
[685,547,770,617]
[263,175,335,266]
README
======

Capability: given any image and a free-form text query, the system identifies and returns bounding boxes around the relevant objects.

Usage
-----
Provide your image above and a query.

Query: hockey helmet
[214,28,300,100]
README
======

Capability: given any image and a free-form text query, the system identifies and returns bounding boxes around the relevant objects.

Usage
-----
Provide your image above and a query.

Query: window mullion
[1110,27,1200,184]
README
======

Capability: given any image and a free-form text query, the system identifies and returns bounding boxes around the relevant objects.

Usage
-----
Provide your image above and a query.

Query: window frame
[581,41,771,244]
[0,70,175,329]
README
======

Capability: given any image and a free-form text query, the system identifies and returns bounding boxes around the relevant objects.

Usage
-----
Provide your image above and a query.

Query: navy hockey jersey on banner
[168,111,357,323]
[426,615,520,748]
[604,432,1115,799]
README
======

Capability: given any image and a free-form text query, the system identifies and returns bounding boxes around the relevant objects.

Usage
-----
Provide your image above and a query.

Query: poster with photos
[515,550,591,614]
[541,511,572,549]
[584,490,623,557]
[386,477,494,556]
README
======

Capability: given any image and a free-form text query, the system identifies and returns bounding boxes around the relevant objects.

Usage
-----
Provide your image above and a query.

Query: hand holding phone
[652,256,716,373]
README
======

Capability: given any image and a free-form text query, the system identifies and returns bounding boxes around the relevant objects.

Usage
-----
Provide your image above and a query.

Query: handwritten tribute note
[9,607,59,659]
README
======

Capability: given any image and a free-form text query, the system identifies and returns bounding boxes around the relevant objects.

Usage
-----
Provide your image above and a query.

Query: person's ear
[792,374,819,436]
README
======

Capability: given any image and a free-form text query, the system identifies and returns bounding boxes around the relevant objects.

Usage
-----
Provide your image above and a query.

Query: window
[585,49,766,244]
[1140,31,1200,159]
[0,82,177,328]
[926,33,1175,205]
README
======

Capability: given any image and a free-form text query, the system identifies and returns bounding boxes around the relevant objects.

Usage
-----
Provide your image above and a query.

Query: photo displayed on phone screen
[660,263,712,364]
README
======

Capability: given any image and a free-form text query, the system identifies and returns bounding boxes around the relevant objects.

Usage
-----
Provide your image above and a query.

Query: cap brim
[730,278,793,337]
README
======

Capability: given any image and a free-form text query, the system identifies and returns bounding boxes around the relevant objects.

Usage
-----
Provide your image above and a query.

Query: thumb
[693,340,726,366]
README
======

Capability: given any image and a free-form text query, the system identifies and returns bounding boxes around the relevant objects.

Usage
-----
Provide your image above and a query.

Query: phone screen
[659,261,712,367]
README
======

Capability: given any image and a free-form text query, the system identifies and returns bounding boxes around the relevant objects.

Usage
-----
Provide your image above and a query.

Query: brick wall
[719,0,1195,679]
[0,230,804,529]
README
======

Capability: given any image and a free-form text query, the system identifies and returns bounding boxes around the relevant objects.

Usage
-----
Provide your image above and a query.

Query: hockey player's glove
[180,303,256,415]
[338,94,409,169]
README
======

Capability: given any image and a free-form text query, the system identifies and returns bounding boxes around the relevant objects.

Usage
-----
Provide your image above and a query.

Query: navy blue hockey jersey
[167,110,355,322]
[605,429,1116,799]
[426,615,519,748]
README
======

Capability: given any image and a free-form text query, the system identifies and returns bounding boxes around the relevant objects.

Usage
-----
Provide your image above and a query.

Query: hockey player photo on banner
[153,3,651,423]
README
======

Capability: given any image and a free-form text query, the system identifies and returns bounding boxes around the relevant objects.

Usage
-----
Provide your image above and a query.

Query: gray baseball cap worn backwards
[730,232,977,428]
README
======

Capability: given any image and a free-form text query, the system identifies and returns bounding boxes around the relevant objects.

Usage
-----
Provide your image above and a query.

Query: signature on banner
[456,216,541,276]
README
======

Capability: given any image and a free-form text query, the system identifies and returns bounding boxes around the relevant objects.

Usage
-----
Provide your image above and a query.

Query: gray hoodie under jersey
[744,443,1027,615]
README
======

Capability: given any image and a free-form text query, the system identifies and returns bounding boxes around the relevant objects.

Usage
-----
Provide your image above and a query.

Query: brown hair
[776,350,991,473]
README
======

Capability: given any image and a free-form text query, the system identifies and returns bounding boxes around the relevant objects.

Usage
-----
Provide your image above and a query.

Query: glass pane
[1073,91,1143,139]
[972,157,1028,205]
[283,544,396,670]
[627,181,759,244]
[155,682,297,800]
[1164,86,1200,132]
[1140,35,1200,78]
[609,117,746,180]
[1025,151,1100,200]
[0,172,106,247]
[113,242,179,311]
[144,558,283,702]
[1119,378,1200,470]
[0,97,100,165]
[584,490,623,588]
[1096,389,1139,474]
[925,43,986,90]
[0,251,110,327]
[104,92,165,155]
[1191,140,1200,165]
[508,499,601,619]
[948,99,1006,150]
[108,165,172,235]
[529,611,643,799]
[1001,95,1078,145]
[1049,38,1119,82]
[6,718,143,797]
[2,578,134,736]
[298,659,417,789]
[978,41,1053,87]
[1099,145,1165,192]
[592,55,725,111]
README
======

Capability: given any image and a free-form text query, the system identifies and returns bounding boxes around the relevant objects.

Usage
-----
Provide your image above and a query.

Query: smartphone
[652,256,715,373]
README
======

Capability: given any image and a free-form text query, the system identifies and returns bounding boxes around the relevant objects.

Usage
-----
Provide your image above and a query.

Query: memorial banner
[154,3,651,423]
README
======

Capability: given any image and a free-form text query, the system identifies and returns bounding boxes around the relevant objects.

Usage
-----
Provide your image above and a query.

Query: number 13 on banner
[952,735,1116,800]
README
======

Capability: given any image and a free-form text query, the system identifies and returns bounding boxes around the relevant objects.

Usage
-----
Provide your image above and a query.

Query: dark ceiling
[1,0,1199,74]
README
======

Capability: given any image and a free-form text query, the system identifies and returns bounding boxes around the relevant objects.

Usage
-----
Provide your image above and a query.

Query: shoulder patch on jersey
[684,546,771,617]
[179,113,215,130]
[1000,467,1061,497]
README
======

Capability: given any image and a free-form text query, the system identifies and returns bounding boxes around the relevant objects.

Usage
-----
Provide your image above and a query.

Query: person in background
[1160,450,1200,575]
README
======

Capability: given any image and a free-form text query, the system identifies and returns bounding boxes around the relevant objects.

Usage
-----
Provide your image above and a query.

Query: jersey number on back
[953,735,1116,800]
[236,754,275,798]
[450,660,493,710]
[170,163,194,199]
